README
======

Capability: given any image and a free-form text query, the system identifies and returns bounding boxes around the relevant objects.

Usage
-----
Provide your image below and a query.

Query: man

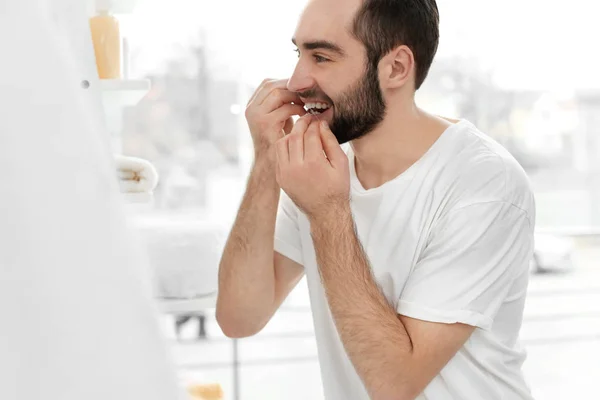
[0,2,182,399]
[216,0,536,399]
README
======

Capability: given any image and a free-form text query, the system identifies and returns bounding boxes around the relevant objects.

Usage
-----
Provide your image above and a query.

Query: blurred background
[111,0,600,398]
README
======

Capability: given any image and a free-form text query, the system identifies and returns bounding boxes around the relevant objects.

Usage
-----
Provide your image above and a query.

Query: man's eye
[314,55,329,63]
[293,48,300,58]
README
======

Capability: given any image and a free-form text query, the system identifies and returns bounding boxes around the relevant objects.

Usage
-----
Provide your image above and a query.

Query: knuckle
[270,88,284,102]
[263,79,276,90]
[261,78,273,87]
[245,105,269,125]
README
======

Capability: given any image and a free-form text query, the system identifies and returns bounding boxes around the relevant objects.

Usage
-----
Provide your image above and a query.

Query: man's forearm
[216,157,280,334]
[309,206,416,400]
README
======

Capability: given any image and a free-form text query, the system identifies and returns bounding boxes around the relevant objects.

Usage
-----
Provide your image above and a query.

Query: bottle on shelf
[188,383,224,400]
[89,0,121,79]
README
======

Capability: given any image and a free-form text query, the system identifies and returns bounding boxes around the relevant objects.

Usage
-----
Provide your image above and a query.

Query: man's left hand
[275,115,350,220]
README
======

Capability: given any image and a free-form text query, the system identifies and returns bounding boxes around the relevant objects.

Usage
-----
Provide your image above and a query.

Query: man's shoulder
[438,121,535,214]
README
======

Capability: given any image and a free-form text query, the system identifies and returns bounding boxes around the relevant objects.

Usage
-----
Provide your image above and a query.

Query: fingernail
[321,121,328,129]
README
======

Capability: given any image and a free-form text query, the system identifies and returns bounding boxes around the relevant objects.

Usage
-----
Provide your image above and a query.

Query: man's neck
[349,100,454,190]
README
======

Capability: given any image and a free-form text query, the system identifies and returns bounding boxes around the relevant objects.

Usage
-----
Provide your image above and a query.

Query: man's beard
[328,63,387,144]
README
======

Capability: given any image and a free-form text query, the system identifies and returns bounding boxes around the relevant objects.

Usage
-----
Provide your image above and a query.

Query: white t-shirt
[274,119,536,400]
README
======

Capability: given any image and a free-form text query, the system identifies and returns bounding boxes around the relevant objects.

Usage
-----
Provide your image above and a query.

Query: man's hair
[351,0,439,90]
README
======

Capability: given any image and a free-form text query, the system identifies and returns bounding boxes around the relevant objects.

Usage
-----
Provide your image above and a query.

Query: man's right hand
[245,79,306,159]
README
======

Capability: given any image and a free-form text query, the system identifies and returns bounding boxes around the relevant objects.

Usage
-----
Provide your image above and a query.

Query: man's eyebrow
[291,38,346,57]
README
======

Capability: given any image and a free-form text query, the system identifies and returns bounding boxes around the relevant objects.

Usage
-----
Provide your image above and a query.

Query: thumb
[319,121,345,167]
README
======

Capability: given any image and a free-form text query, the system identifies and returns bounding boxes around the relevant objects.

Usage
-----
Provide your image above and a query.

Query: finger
[289,113,313,136]
[304,120,324,161]
[246,78,273,106]
[288,131,304,164]
[275,136,289,166]
[254,79,289,106]
[269,104,307,129]
[261,89,304,113]
[319,121,345,168]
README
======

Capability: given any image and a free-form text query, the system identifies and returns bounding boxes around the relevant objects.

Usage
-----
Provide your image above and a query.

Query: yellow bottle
[89,8,121,79]
[188,383,224,400]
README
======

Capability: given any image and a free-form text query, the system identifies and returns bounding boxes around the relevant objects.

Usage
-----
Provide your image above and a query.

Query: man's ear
[379,45,415,90]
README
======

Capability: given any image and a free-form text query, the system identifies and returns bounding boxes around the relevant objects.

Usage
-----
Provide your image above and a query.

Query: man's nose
[287,63,316,94]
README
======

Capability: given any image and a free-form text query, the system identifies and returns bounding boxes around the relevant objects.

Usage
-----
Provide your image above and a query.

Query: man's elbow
[368,381,420,400]
[219,324,257,339]
[215,308,265,339]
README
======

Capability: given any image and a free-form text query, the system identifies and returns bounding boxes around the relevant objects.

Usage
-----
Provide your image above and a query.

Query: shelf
[99,79,151,92]
[99,79,151,109]
[158,293,218,314]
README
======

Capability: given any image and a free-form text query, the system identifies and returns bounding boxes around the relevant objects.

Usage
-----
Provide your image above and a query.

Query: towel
[115,154,159,193]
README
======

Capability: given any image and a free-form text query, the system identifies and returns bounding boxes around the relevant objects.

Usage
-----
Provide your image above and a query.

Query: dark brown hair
[351,0,440,90]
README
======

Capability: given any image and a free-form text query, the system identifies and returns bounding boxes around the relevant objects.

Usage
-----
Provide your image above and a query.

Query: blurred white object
[131,213,226,299]
[122,37,130,78]
[531,233,576,273]
[0,1,182,400]
[95,0,139,14]
[99,79,151,152]
[115,154,159,193]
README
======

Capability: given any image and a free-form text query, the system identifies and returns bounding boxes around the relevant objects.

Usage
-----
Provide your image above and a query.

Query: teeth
[304,102,330,111]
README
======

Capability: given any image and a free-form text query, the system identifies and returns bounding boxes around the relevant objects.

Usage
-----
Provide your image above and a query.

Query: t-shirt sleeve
[274,190,304,266]
[396,201,534,330]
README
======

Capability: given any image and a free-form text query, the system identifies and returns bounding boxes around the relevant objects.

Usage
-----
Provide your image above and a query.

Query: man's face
[289,0,386,144]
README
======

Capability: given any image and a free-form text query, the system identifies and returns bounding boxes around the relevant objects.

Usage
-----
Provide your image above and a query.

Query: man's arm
[309,206,474,400]
[216,158,305,338]
[216,79,307,338]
